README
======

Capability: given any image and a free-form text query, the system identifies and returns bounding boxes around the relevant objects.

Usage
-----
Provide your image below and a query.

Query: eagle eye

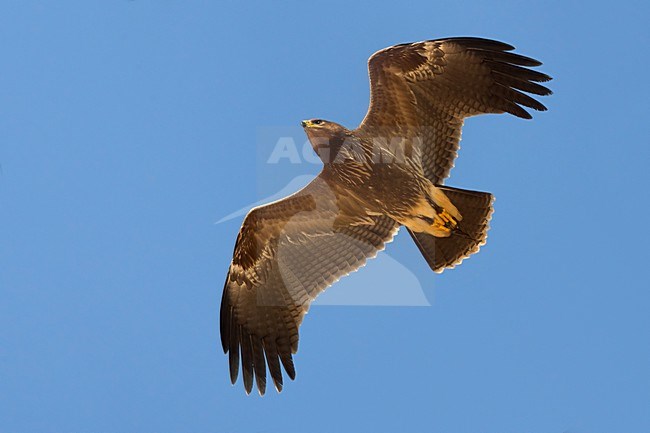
[313,119,323,125]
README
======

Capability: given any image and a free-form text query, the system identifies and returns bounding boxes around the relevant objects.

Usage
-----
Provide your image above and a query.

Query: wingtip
[229,368,238,385]
[219,277,232,354]
[244,379,253,395]
[254,370,267,396]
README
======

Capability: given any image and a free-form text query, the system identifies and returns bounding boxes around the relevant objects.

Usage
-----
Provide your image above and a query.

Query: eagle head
[301,119,353,164]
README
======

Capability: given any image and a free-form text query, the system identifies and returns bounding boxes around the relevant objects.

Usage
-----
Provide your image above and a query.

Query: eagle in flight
[220,37,551,395]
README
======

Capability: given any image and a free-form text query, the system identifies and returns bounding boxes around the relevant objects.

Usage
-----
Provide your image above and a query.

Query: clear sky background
[1,1,649,432]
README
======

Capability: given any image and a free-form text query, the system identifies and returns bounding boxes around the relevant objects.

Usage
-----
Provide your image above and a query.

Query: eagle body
[307,122,461,237]
[220,37,552,395]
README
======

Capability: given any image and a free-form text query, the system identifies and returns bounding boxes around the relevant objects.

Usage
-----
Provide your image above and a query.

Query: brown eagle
[220,37,551,395]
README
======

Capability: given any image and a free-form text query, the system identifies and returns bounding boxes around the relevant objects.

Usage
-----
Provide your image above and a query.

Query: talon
[438,210,458,229]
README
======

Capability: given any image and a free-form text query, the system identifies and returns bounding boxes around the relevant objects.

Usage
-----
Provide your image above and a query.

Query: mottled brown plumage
[220,37,551,395]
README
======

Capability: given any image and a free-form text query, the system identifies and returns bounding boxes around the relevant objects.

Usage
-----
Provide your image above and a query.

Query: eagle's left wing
[220,173,398,395]
[355,37,551,273]
[357,37,552,184]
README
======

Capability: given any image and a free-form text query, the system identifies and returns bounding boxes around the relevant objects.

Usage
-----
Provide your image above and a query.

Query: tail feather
[409,186,494,273]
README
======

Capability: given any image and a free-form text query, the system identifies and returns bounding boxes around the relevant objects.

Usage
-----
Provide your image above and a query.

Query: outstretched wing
[220,173,398,395]
[357,37,552,184]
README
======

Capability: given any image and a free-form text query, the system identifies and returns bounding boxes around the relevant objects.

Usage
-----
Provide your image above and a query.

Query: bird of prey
[220,37,551,395]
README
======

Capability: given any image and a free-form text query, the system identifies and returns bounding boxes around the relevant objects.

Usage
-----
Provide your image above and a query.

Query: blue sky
[1,1,649,432]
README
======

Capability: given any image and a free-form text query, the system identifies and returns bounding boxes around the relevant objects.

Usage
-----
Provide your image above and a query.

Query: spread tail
[409,186,494,273]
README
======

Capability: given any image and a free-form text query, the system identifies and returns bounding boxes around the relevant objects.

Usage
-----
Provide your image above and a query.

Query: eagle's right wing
[220,174,398,395]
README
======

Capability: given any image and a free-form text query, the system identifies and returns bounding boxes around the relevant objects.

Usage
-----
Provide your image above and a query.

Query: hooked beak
[301,120,312,128]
